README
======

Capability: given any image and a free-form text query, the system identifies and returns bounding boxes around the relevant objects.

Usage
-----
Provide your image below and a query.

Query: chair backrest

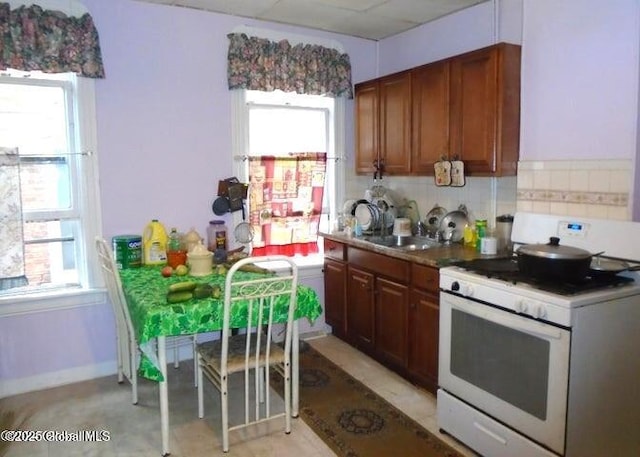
[95,237,136,340]
[221,255,299,372]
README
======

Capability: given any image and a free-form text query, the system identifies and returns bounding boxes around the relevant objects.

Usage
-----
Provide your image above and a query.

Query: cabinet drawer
[348,247,409,282]
[324,239,345,261]
[411,263,439,293]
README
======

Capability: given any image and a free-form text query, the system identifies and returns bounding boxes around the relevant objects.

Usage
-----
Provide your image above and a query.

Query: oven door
[439,292,570,454]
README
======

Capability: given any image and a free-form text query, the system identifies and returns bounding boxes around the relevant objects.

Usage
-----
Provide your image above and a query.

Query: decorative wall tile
[516,160,632,220]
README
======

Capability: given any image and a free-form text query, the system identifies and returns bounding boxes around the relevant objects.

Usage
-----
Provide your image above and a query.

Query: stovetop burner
[452,257,635,296]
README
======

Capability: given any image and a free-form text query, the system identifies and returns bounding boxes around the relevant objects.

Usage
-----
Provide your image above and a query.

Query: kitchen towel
[450,160,465,187]
[434,160,451,186]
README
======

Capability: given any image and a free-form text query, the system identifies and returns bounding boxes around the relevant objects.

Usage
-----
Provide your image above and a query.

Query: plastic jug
[143,219,168,265]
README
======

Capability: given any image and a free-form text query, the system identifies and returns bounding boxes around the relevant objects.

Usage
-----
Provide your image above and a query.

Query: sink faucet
[379,212,388,237]
[415,220,427,237]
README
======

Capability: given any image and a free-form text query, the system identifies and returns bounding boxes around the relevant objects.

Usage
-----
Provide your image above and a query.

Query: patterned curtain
[0,147,28,290]
[0,2,105,78]
[248,153,326,257]
[227,33,352,99]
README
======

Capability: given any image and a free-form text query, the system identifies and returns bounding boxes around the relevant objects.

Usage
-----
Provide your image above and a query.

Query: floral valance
[0,2,105,78]
[227,33,352,99]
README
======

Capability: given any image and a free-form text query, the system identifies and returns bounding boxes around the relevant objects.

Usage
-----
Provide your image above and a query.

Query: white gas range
[437,212,640,457]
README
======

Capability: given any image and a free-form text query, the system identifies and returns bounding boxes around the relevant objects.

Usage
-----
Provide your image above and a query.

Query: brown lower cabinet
[323,239,440,394]
[346,266,375,353]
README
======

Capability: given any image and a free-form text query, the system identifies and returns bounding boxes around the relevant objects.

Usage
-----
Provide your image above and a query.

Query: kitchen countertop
[320,231,491,268]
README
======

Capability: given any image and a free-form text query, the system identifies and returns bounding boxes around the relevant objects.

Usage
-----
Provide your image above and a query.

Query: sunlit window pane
[19,157,72,211]
[22,220,78,287]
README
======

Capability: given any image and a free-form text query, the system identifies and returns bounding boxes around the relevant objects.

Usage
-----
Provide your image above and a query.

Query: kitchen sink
[361,235,440,251]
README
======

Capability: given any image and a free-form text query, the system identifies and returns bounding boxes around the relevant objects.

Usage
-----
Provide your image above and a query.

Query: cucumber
[211,285,222,299]
[193,284,214,299]
[168,281,198,293]
[237,263,273,275]
[166,291,193,303]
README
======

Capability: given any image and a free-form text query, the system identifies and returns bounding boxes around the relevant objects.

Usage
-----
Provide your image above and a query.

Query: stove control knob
[533,304,547,319]
[515,300,529,314]
[451,281,460,292]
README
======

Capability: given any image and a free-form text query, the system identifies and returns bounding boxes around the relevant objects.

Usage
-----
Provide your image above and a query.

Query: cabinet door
[450,46,498,174]
[355,81,379,174]
[408,288,440,394]
[323,258,347,339]
[347,266,375,352]
[412,60,450,174]
[379,72,412,175]
[375,277,409,370]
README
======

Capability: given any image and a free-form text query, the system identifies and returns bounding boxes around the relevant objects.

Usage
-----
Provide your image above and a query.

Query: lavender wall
[86,0,377,240]
[0,0,376,394]
[5,0,640,395]
[377,1,498,76]
[520,0,640,161]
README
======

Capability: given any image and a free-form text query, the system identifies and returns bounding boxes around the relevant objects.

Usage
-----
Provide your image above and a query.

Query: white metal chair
[196,255,298,452]
[95,237,198,404]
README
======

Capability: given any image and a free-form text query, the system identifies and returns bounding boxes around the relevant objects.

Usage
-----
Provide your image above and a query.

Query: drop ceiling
[135,0,490,41]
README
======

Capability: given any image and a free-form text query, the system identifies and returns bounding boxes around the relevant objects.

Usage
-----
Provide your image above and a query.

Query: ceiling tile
[370,0,485,23]
[332,11,416,40]
[311,0,387,13]
[260,0,358,32]
[167,0,278,17]
[134,0,491,40]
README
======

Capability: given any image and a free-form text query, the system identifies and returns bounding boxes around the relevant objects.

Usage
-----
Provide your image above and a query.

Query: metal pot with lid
[517,237,593,281]
[439,205,469,243]
[423,204,447,238]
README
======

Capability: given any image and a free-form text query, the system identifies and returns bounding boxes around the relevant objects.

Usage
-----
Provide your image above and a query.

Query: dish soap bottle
[143,219,168,265]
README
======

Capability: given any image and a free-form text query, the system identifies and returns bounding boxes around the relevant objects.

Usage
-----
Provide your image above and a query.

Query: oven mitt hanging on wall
[450,160,465,187]
[434,160,452,186]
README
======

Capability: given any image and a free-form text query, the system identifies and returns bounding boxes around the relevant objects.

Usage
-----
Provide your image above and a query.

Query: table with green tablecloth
[119,265,322,456]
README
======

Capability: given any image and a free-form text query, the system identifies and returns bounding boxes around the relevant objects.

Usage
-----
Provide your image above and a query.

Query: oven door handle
[451,299,565,340]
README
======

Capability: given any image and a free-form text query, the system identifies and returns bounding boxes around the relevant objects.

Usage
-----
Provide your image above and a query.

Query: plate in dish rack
[354,203,372,230]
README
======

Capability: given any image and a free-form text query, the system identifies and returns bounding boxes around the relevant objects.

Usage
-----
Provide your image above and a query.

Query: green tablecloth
[119,266,322,381]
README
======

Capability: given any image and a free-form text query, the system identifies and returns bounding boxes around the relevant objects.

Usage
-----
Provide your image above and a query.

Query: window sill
[254,253,325,279]
[0,288,106,317]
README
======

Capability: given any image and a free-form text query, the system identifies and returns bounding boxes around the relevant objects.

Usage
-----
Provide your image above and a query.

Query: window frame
[231,89,345,267]
[0,72,105,317]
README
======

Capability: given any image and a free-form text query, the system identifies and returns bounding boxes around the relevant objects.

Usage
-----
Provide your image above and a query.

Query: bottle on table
[207,220,228,252]
[166,227,187,269]
[143,219,168,266]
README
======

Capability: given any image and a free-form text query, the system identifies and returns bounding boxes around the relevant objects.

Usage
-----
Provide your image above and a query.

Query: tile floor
[1,334,477,456]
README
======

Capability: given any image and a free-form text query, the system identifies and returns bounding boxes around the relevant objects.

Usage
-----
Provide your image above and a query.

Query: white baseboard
[1,361,117,399]
[1,329,328,399]
[0,345,200,399]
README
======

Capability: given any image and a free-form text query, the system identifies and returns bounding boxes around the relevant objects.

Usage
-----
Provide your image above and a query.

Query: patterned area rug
[273,343,464,457]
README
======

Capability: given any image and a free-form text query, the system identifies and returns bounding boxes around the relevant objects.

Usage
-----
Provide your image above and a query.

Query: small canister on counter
[480,234,498,255]
[496,214,514,255]
[207,220,228,252]
[112,235,142,269]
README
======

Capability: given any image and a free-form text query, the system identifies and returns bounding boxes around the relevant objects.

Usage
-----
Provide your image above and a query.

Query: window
[232,89,345,258]
[0,70,102,313]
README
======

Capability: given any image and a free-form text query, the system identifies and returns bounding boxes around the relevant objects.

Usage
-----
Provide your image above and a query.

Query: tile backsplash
[344,159,632,228]
[516,160,632,220]
[346,173,517,228]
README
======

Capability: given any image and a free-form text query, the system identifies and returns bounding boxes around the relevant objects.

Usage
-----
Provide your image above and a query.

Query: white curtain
[0,147,28,290]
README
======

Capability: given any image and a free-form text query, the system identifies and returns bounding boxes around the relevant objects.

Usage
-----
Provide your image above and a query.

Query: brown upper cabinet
[355,71,412,176]
[355,42,521,177]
